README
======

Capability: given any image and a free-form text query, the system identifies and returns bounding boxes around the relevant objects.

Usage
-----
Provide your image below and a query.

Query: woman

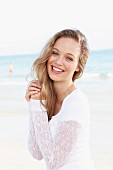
[25,29,96,170]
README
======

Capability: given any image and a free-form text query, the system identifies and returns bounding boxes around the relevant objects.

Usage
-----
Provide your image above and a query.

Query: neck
[53,81,76,102]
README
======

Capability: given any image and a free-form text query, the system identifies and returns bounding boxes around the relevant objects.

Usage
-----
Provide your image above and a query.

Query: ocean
[0,49,113,84]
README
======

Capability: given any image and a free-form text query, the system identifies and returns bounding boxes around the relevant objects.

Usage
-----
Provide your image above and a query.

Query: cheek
[65,62,76,73]
[47,56,54,64]
[47,56,52,66]
[47,57,53,71]
[71,61,79,72]
[70,66,76,74]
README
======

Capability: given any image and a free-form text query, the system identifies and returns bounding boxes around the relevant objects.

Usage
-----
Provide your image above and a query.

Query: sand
[0,78,113,170]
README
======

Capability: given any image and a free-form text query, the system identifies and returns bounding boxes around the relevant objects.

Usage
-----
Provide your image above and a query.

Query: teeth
[53,66,63,72]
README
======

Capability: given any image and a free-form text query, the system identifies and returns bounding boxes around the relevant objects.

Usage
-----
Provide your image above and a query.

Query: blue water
[0,49,113,83]
[0,54,37,83]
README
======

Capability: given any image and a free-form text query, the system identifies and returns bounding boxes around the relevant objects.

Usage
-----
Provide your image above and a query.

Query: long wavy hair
[31,29,89,121]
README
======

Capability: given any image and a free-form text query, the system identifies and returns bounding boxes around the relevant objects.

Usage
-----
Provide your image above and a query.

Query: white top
[28,88,96,170]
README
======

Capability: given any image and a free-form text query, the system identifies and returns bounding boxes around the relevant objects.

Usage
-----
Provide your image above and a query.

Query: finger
[26,87,40,96]
[28,82,41,89]
[28,90,39,96]
[28,80,38,84]
[29,80,41,86]
[29,86,41,92]
[31,93,40,100]
[25,93,30,101]
[26,84,41,95]
[25,90,39,101]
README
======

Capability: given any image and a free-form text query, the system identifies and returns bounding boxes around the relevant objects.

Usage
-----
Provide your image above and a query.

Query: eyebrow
[53,48,75,58]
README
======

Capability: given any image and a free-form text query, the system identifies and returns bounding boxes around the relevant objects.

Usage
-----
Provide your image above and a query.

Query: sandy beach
[0,78,113,170]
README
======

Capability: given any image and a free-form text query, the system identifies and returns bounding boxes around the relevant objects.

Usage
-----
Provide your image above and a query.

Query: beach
[0,82,46,170]
[0,78,113,170]
[0,50,113,170]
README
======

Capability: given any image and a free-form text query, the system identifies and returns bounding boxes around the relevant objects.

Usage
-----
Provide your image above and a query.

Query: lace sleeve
[27,113,43,160]
[32,111,81,170]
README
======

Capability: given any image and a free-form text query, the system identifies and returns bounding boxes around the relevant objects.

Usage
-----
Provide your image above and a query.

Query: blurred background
[0,0,113,170]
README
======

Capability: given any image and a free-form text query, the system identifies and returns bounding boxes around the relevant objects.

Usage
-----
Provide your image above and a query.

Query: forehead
[53,37,81,54]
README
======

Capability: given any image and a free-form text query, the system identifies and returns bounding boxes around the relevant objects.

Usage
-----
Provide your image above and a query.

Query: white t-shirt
[28,88,96,170]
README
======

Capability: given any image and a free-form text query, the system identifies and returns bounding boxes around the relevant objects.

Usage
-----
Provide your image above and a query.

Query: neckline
[51,87,79,119]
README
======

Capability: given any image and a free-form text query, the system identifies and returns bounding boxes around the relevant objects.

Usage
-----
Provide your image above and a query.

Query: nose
[55,56,63,65]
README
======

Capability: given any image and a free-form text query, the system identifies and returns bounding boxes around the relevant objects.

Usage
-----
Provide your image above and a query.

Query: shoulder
[63,88,89,110]
[70,88,88,104]
[60,88,90,125]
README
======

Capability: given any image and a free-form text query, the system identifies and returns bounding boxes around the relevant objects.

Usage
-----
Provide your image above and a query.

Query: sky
[0,0,113,55]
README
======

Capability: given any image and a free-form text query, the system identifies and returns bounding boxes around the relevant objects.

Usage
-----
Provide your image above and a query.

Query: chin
[49,75,62,82]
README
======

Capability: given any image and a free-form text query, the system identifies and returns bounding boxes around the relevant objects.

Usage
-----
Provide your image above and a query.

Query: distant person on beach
[25,29,96,170]
[9,63,13,73]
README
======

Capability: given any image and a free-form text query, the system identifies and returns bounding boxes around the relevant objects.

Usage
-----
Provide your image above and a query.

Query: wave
[0,81,27,85]
[82,73,113,79]
[0,72,113,85]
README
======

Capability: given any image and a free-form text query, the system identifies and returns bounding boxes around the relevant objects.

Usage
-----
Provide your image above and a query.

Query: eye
[52,51,58,55]
[66,56,73,61]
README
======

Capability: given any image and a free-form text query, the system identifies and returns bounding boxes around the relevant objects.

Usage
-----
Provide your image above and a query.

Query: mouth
[51,65,64,74]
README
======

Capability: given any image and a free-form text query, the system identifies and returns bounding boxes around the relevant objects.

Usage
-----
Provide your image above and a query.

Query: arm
[26,80,45,160]
[29,99,81,170]
[27,109,43,160]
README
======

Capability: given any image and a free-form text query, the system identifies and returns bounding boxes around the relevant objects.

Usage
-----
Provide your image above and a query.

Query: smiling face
[47,37,81,83]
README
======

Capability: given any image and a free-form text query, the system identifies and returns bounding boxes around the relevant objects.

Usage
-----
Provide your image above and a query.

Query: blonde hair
[32,29,89,120]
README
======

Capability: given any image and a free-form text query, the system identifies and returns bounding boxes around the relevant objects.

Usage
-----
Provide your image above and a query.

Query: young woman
[25,29,96,170]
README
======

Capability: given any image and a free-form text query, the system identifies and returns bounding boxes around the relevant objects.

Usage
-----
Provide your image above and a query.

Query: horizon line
[0,48,113,57]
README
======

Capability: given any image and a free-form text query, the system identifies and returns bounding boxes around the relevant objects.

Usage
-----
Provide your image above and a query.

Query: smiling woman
[47,37,80,83]
[25,29,97,170]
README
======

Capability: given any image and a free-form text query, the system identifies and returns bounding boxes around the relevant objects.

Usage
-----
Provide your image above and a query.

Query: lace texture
[28,113,43,160]
[31,111,81,170]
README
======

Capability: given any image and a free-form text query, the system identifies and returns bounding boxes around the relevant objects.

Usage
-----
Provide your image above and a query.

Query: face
[47,37,81,83]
